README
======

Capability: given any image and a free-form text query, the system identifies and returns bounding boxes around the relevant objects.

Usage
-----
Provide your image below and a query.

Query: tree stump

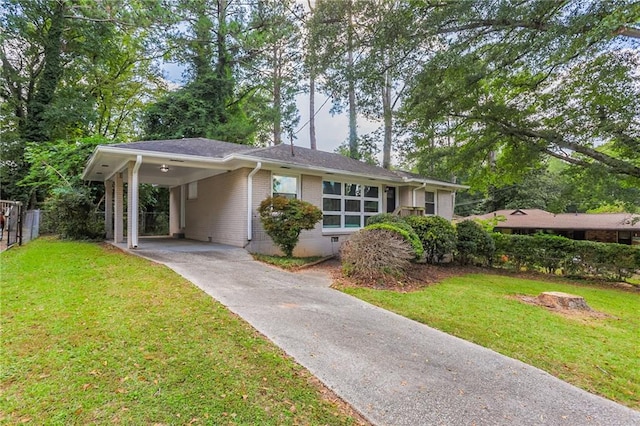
[538,291,591,311]
[537,291,592,311]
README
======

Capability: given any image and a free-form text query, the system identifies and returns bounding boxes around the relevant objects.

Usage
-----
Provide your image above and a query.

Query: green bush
[44,186,104,240]
[403,216,456,264]
[365,213,404,226]
[455,220,495,266]
[492,232,640,281]
[365,222,424,260]
[258,196,322,257]
[341,228,414,280]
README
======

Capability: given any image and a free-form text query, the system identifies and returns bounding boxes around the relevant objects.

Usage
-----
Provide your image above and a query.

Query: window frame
[271,173,300,199]
[425,190,437,215]
[322,178,382,232]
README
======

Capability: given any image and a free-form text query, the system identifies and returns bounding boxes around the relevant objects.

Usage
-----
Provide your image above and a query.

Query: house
[466,209,640,245]
[82,138,466,256]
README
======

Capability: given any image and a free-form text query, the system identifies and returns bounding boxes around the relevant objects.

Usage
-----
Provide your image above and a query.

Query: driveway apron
[129,241,639,426]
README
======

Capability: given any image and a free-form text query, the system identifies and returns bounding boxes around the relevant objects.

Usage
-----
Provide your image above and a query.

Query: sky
[162,62,380,154]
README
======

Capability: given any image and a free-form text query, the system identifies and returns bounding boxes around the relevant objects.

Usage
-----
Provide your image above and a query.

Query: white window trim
[271,172,301,199]
[425,189,437,216]
[321,178,382,232]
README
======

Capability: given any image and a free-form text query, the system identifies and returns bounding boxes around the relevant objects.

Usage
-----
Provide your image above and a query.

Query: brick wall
[437,190,454,220]
[185,168,249,246]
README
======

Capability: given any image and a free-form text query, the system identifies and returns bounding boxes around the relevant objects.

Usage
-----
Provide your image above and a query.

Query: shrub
[365,213,404,226]
[403,216,456,264]
[44,186,104,240]
[258,196,322,257]
[492,233,640,281]
[341,228,413,279]
[455,220,495,266]
[365,222,424,259]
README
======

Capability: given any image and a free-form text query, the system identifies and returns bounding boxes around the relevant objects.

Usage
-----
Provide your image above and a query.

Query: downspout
[131,155,142,248]
[247,162,262,242]
[412,182,426,207]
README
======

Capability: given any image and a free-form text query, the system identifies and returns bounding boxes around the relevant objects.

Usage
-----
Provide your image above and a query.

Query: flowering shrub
[258,196,322,257]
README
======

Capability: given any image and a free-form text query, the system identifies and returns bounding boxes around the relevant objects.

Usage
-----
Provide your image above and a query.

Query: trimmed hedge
[365,222,424,260]
[455,220,495,266]
[403,215,456,264]
[365,213,405,226]
[493,232,640,281]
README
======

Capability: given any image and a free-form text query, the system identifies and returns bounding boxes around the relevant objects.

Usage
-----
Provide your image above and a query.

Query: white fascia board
[93,145,237,165]
[401,177,469,190]
[81,146,103,180]
[232,154,403,184]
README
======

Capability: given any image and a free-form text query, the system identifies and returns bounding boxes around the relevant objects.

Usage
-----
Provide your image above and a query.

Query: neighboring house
[83,138,466,256]
[467,209,640,246]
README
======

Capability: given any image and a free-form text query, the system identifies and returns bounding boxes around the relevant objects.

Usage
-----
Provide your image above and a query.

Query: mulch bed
[304,259,640,293]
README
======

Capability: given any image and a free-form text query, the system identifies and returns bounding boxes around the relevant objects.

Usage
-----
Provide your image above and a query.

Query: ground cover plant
[0,238,362,425]
[339,273,640,410]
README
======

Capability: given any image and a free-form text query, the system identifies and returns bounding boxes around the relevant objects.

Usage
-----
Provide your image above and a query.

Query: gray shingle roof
[113,138,252,158]
[107,138,464,187]
[243,144,401,179]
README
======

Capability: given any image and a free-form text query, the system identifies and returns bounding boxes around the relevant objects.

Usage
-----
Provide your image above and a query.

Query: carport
[82,139,256,249]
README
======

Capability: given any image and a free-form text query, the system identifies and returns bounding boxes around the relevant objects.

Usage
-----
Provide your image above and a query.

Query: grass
[252,254,326,270]
[0,238,360,425]
[340,274,640,410]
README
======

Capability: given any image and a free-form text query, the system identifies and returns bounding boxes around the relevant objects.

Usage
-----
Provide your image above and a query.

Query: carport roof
[83,138,467,189]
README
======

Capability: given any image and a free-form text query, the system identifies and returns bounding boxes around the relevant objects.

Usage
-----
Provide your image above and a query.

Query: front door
[386,186,397,213]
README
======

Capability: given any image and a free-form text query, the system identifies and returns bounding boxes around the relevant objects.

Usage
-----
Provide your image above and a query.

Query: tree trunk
[382,67,392,169]
[273,44,282,145]
[347,0,358,159]
[537,292,592,310]
[24,1,66,142]
[309,72,317,150]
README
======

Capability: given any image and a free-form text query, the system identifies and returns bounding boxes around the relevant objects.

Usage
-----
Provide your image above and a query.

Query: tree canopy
[1,0,637,215]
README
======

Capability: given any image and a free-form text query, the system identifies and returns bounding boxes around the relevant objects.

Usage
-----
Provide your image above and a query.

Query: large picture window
[322,180,381,229]
[273,174,298,199]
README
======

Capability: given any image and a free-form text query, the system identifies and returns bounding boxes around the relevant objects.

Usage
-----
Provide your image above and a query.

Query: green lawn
[0,239,360,425]
[341,274,640,410]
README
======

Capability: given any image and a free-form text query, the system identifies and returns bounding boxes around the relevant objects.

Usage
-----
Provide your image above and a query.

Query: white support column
[114,172,124,243]
[127,155,142,249]
[105,180,114,240]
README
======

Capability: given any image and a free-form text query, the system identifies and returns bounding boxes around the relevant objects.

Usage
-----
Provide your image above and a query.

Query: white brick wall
[437,190,454,220]
[184,168,249,246]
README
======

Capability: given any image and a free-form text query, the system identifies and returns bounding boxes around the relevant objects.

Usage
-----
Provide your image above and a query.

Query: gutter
[84,145,469,191]
[247,162,262,241]
[412,183,426,207]
[131,155,142,248]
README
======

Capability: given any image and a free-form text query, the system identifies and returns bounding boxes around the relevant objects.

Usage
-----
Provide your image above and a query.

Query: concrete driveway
[126,239,639,426]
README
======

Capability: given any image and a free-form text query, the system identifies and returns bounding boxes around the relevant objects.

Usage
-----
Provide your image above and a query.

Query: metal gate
[0,201,40,248]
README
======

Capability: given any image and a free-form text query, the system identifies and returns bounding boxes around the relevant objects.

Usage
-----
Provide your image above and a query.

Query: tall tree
[0,0,163,204]
[143,0,254,142]
[308,0,362,158]
[244,0,303,145]
[401,0,640,187]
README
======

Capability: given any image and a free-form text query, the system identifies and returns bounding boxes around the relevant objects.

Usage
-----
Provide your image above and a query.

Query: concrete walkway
[124,239,639,426]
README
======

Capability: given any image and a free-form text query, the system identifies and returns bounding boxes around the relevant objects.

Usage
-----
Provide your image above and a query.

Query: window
[425,191,436,215]
[322,180,381,229]
[273,175,298,199]
[188,182,198,200]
